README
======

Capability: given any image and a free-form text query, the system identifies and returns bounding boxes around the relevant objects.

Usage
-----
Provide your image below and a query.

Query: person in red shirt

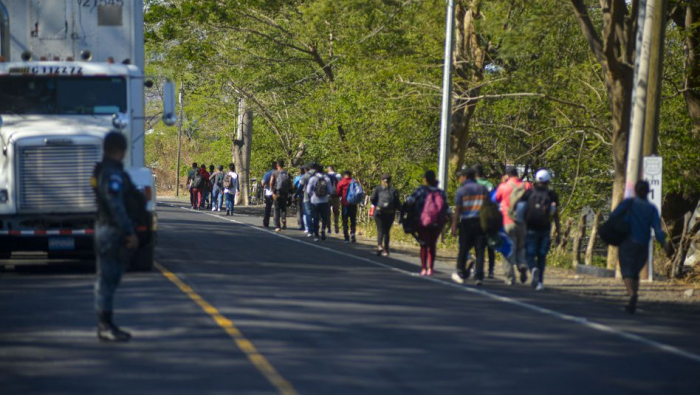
[495,166,531,284]
[199,164,211,209]
[336,171,357,243]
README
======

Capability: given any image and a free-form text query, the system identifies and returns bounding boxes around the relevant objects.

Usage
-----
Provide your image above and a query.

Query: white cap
[535,169,552,183]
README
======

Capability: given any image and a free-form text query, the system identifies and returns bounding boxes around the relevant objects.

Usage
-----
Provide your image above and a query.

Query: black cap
[381,173,391,181]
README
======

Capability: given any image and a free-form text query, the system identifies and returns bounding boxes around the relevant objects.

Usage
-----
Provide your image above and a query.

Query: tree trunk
[232,99,253,205]
[572,213,587,266]
[450,0,486,169]
[585,211,602,265]
[671,212,700,278]
[671,3,700,136]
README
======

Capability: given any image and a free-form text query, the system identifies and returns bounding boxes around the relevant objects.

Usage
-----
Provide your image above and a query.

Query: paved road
[1,200,700,394]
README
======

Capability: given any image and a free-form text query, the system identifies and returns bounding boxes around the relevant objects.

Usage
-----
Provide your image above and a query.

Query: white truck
[0,0,175,270]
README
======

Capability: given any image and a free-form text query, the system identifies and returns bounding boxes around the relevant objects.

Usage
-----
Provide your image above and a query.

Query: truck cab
[0,1,172,270]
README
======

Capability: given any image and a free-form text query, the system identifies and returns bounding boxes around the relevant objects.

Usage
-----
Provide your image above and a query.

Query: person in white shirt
[306,164,333,241]
[223,163,239,216]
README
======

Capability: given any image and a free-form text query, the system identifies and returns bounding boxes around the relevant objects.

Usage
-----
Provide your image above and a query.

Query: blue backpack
[346,179,365,205]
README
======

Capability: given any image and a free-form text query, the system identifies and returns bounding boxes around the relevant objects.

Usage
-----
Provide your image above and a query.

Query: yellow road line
[155,262,299,395]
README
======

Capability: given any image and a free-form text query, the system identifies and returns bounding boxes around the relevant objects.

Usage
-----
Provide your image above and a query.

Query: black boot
[624,294,638,314]
[97,311,131,342]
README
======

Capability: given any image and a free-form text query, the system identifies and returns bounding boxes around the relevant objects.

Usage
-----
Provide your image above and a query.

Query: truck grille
[19,145,101,212]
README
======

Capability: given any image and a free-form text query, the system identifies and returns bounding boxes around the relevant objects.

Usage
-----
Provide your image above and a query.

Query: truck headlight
[0,189,7,203]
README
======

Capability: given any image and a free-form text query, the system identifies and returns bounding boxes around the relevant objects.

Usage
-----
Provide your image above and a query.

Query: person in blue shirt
[609,180,673,313]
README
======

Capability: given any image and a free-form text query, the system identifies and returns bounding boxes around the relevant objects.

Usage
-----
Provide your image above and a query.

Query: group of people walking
[186,162,240,216]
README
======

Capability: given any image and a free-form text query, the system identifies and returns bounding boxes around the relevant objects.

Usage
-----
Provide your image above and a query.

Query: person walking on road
[293,166,307,230]
[407,171,447,276]
[91,132,139,342]
[337,171,360,243]
[223,163,239,216]
[370,174,401,257]
[495,166,531,284]
[191,167,205,210]
[199,164,210,210]
[327,166,342,234]
[516,169,561,291]
[475,164,497,278]
[210,165,224,212]
[306,164,333,241]
[208,165,216,209]
[270,160,292,232]
[187,162,198,210]
[451,167,489,286]
[610,180,673,313]
[299,164,317,236]
[261,162,276,228]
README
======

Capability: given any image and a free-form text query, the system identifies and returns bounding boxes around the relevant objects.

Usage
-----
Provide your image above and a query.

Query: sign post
[643,156,662,282]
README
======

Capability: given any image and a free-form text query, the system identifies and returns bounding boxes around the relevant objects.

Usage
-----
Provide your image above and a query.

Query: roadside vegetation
[144,0,699,279]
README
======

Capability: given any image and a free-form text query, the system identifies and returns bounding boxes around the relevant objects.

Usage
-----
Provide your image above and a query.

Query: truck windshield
[0,76,126,115]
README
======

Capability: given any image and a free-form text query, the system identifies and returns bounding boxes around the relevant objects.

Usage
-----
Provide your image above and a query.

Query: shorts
[618,238,648,280]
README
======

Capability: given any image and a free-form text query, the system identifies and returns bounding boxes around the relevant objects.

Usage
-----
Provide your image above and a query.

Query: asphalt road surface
[1,200,700,394]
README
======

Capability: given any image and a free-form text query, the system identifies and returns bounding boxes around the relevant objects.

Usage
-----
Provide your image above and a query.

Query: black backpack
[377,187,396,212]
[598,200,633,246]
[314,176,329,198]
[275,170,292,194]
[480,199,503,235]
[524,189,552,229]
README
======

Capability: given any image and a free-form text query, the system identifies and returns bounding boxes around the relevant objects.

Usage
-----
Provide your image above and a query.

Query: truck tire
[130,240,154,272]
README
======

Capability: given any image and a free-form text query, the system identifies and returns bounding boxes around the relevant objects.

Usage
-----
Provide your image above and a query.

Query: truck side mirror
[162,80,177,126]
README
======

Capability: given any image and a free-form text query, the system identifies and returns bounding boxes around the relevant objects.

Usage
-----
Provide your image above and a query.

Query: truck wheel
[130,241,154,272]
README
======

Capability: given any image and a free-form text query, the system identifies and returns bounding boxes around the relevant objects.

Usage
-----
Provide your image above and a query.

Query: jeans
[263,195,274,227]
[310,202,329,237]
[212,187,223,210]
[303,202,313,233]
[225,193,235,213]
[296,197,304,228]
[274,194,288,229]
[342,204,358,239]
[94,226,131,313]
[375,211,395,251]
[328,197,341,232]
[526,229,551,283]
[457,219,486,280]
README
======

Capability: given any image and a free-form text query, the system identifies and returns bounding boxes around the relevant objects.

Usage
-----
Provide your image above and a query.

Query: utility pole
[643,0,667,157]
[175,82,183,197]
[625,0,656,198]
[437,0,455,191]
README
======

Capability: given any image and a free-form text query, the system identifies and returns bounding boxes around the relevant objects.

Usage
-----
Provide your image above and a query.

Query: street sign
[643,156,662,211]
[643,156,663,282]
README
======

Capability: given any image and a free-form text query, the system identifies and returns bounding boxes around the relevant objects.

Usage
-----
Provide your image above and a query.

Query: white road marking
[162,202,700,364]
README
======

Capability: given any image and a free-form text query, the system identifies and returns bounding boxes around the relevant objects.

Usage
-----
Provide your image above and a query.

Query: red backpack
[420,190,446,228]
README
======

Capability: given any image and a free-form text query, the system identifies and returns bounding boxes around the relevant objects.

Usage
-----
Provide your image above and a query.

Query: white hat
[535,169,552,183]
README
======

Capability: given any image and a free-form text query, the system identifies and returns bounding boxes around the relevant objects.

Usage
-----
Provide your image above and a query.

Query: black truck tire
[130,240,154,272]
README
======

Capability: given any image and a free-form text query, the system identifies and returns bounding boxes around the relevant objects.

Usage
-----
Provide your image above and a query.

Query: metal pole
[625,0,656,198]
[438,0,455,191]
[175,82,183,197]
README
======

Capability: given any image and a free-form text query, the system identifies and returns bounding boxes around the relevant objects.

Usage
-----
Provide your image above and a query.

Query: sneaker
[505,275,516,286]
[519,267,528,284]
[381,251,389,257]
[487,271,495,279]
[314,237,320,242]
[218,208,221,212]
[351,235,356,243]
[307,233,313,238]
[97,324,131,342]
[420,269,427,276]
[212,207,215,212]
[535,282,545,291]
[531,268,539,289]
[426,268,434,276]
[275,228,282,232]
[344,240,350,244]
[451,272,465,285]
[475,279,483,286]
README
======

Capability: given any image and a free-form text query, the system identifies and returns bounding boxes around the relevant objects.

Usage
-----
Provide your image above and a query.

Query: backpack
[377,187,396,212]
[329,175,340,197]
[524,189,553,229]
[223,173,233,189]
[400,201,419,234]
[275,170,292,194]
[213,172,224,189]
[479,198,503,235]
[346,179,364,205]
[420,190,446,228]
[598,199,633,246]
[192,172,203,189]
[507,181,527,221]
[314,176,329,198]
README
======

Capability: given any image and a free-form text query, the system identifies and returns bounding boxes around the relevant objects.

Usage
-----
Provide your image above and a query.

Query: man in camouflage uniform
[92,132,139,342]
